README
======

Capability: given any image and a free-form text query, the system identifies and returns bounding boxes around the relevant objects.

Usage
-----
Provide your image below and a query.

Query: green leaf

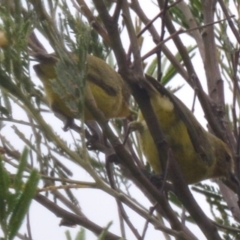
[146,45,196,86]
[146,57,158,77]
[98,222,112,240]
[8,170,39,240]
[74,228,85,240]
[65,230,72,240]
[0,157,10,231]
[14,147,28,191]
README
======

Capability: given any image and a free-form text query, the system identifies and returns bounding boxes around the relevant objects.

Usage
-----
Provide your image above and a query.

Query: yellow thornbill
[0,30,131,126]
[134,75,234,184]
[33,54,131,124]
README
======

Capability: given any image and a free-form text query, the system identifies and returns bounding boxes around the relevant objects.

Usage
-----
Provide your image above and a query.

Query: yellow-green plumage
[0,31,8,47]
[137,77,233,184]
[33,54,130,120]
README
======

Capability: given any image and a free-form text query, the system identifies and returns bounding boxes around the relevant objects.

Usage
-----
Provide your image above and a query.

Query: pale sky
[1,1,233,239]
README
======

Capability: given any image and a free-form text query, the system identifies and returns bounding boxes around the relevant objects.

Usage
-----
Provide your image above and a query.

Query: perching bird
[134,75,234,184]
[33,53,131,128]
[0,30,131,127]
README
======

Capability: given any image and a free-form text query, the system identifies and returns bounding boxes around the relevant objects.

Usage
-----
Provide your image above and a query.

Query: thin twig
[218,0,240,44]
[142,15,235,61]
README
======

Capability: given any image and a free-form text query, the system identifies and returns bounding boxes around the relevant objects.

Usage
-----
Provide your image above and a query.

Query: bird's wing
[86,55,120,97]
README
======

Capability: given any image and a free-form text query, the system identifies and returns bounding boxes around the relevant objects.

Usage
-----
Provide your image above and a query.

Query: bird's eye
[225,154,231,163]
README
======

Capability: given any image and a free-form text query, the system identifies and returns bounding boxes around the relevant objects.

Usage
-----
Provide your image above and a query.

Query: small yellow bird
[0,30,131,127]
[135,75,234,184]
[33,53,131,127]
